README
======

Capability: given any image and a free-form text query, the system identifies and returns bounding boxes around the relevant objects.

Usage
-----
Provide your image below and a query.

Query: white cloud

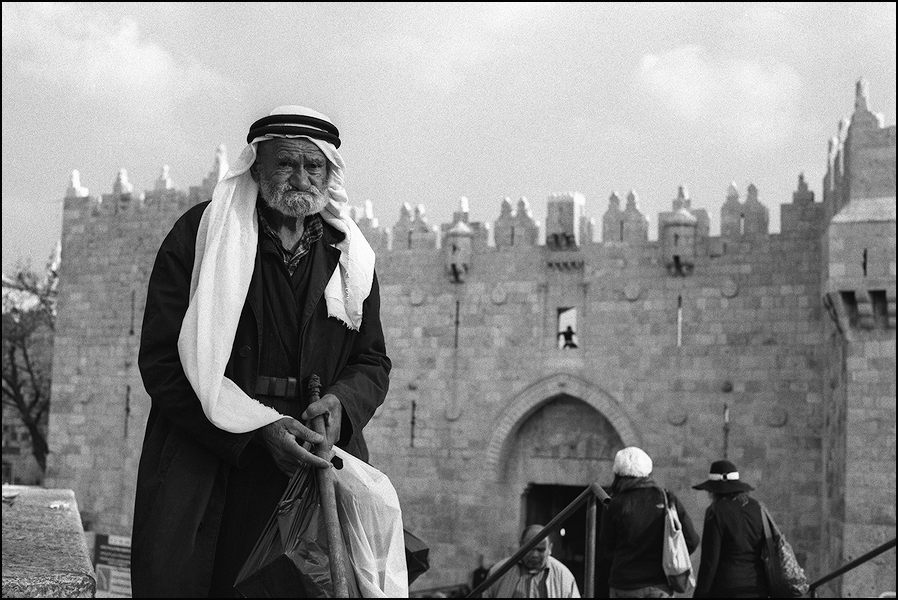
[2,4,230,107]
[739,3,801,35]
[639,45,802,148]
[478,2,553,32]
[640,46,713,120]
[372,3,556,93]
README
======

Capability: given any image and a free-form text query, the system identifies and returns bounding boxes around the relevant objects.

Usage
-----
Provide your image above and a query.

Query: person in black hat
[692,460,770,598]
[131,106,391,597]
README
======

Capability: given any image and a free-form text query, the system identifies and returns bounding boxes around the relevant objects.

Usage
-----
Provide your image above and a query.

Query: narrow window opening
[557,307,578,349]
[407,230,413,249]
[449,243,462,282]
[410,400,417,448]
[619,221,624,242]
[862,248,868,277]
[673,255,683,276]
[722,404,731,460]
[870,290,888,328]
[129,290,136,335]
[510,225,515,246]
[674,233,679,247]
[124,385,131,438]
[739,214,745,236]
[677,295,683,347]
[454,300,461,349]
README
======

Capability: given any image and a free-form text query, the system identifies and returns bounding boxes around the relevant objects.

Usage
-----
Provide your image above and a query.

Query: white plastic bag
[332,447,409,598]
[661,489,695,593]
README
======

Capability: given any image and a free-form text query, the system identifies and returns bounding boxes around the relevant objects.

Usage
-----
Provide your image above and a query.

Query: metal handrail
[809,537,896,598]
[465,483,611,598]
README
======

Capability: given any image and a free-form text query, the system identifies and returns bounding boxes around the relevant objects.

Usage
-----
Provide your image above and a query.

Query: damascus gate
[45,81,895,597]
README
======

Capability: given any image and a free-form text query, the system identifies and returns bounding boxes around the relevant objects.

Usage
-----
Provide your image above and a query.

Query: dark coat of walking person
[692,460,770,598]
[599,447,700,598]
[131,105,391,597]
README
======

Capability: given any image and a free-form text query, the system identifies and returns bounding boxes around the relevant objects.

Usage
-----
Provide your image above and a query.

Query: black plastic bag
[234,463,360,598]
[404,529,430,585]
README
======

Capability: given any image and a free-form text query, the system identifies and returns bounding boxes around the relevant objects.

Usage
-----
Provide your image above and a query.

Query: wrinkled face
[253,138,329,218]
[521,536,551,570]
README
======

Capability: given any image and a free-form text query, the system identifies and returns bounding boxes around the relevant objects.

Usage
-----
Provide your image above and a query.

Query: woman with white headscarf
[599,447,700,598]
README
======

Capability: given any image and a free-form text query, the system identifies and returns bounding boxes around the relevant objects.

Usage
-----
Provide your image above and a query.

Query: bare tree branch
[2,257,57,475]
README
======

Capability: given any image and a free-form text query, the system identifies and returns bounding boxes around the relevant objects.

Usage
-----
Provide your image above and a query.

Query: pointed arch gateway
[485,372,640,481]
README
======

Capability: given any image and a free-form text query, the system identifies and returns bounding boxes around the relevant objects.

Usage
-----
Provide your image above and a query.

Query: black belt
[254,376,298,398]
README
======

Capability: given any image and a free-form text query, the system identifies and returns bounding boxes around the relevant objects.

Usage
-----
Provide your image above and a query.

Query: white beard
[260,179,329,218]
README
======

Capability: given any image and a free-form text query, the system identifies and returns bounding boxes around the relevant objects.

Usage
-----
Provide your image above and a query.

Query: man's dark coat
[131,201,390,597]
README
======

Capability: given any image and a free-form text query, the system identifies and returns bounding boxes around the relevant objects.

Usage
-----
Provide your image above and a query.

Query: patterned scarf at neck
[513,564,548,598]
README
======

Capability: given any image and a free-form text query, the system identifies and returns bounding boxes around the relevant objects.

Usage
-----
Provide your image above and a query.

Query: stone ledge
[2,485,96,598]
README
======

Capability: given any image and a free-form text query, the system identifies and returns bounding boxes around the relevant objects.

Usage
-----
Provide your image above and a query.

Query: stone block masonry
[44,81,895,597]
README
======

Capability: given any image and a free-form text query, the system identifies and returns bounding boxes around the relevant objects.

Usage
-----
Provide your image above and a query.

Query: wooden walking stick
[309,374,351,597]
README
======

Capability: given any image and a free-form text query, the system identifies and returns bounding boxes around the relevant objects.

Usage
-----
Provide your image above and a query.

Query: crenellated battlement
[57,79,892,281]
[61,162,827,260]
[54,78,892,335]
[493,196,540,250]
[63,185,200,219]
[825,78,897,217]
[62,147,225,224]
[58,155,840,302]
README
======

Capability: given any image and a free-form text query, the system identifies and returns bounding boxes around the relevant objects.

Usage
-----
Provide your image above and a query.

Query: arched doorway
[485,372,638,481]
[505,393,626,593]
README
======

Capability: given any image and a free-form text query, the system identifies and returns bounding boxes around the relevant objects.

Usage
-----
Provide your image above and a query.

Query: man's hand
[302,393,343,449]
[257,417,331,476]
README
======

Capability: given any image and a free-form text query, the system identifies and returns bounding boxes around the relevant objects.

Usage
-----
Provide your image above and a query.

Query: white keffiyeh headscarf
[177,106,375,433]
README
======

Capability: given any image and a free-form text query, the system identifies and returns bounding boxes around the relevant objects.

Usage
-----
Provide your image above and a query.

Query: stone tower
[818,78,896,597]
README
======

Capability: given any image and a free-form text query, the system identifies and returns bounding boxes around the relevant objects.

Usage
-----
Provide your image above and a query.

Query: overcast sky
[2,2,896,274]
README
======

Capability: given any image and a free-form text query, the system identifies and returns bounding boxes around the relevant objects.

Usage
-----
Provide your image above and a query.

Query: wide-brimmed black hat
[692,460,754,493]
